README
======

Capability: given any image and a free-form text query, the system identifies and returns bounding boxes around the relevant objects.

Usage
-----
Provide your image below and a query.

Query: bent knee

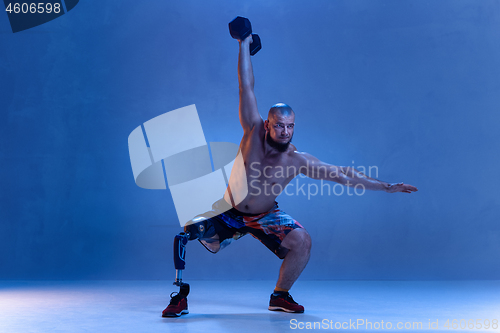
[283,228,312,251]
[300,229,312,251]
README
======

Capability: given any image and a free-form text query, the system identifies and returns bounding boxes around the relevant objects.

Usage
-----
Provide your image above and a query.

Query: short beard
[266,133,292,153]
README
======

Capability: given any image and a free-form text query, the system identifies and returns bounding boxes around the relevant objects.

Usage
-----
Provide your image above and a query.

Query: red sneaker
[268,292,304,313]
[162,292,189,317]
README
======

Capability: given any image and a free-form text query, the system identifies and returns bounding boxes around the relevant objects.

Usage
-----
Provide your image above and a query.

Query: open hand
[386,182,418,193]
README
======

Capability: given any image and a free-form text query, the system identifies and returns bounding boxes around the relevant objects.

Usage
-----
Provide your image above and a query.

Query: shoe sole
[268,306,304,313]
[162,309,189,317]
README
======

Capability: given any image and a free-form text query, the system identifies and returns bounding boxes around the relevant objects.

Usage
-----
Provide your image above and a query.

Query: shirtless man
[162,34,418,317]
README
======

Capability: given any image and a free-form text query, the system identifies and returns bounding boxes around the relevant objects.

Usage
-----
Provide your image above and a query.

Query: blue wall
[1,0,499,280]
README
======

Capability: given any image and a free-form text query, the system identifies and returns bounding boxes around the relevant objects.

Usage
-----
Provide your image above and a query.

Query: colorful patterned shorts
[187,198,303,259]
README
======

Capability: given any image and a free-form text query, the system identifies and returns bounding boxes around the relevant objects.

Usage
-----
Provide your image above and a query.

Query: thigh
[280,228,311,251]
[186,208,247,254]
[243,208,303,259]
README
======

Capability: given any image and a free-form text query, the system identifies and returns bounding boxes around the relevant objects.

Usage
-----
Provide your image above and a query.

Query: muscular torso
[224,120,299,214]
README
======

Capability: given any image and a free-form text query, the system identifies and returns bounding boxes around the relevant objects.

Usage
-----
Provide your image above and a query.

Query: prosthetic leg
[163,214,222,316]
[173,232,190,296]
[172,216,217,296]
[162,231,192,317]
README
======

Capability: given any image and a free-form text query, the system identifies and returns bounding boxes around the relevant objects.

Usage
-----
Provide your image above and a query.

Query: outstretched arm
[293,151,418,193]
[339,165,417,193]
[238,35,263,132]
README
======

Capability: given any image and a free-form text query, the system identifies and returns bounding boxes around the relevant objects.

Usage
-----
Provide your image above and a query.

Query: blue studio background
[0,0,499,281]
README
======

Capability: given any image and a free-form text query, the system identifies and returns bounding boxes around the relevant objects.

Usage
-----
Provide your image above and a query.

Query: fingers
[398,182,418,192]
[238,35,253,45]
[389,182,418,193]
[403,186,418,193]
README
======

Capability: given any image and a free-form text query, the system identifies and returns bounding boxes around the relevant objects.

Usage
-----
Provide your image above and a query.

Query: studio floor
[0,280,498,332]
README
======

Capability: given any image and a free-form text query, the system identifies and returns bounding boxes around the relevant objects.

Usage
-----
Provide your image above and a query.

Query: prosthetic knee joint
[173,216,216,296]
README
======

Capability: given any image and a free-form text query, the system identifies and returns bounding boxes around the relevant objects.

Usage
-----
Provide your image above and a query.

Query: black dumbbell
[228,16,261,56]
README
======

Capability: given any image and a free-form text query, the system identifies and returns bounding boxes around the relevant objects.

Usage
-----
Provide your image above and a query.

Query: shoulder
[288,145,312,159]
[288,147,319,166]
[287,144,300,161]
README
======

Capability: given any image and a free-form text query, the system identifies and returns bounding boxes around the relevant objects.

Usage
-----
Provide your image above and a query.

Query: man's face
[265,113,295,152]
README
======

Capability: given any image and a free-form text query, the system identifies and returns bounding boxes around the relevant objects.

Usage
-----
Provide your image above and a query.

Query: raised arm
[238,35,263,132]
[293,151,418,193]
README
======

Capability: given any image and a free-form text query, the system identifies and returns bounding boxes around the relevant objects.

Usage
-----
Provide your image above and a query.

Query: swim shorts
[185,198,303,259]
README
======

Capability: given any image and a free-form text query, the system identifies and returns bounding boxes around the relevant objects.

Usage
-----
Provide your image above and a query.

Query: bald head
[268,103,295,119]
